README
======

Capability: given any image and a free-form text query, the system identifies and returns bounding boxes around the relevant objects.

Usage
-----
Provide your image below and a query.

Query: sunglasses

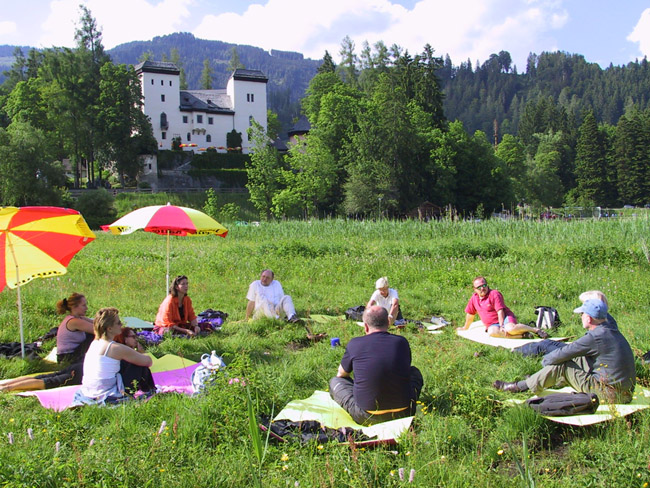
[475,284,488,290]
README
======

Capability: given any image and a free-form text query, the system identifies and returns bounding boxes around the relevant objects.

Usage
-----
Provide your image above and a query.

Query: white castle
[135,61,268,154]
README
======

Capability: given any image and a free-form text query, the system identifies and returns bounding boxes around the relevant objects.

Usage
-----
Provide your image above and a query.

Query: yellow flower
[9,419,14,423]
[390,470,395,476]
[282,465,289,471]
[317,445,324,450]
[281,453,289,461]
[405,451,410,456]
[159,469,165,473]
[497,449,504,455]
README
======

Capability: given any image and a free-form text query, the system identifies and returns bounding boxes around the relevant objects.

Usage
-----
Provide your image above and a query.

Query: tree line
[0,6,156,206]
[245,39,650,219]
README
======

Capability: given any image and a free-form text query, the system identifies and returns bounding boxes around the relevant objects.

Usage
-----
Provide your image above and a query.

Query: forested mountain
[107,33,321,136]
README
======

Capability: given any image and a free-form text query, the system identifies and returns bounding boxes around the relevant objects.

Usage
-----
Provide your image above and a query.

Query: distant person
[154,275,200,336]
[457,276,549,338]
[72,308,153,406]
[367,277,402,327]
[329,306,423,425]
[245,269,299,322]
[494,299,636,403]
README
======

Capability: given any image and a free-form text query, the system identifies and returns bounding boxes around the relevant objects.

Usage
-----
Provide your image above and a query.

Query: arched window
[206,134,212,142]
[187,133,191,141]
[160,112,168,130]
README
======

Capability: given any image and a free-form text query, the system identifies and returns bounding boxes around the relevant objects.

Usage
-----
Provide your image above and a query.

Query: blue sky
[1,0,649,69]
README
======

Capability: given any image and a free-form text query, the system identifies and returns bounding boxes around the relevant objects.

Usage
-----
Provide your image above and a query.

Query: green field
[1,218,650,487]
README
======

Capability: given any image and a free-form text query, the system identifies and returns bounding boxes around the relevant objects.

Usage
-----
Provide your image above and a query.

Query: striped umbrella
[102,203,228,294]
[0,206,96,357]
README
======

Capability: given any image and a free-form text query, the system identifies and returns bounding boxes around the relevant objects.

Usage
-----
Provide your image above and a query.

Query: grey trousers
[329,367,423,425]
[525,356,632,403]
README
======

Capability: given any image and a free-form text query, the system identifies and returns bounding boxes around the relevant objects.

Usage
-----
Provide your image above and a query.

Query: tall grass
[1,218,649,486]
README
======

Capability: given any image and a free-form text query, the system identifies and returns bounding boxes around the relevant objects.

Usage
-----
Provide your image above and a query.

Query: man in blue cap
[494,298,636,403]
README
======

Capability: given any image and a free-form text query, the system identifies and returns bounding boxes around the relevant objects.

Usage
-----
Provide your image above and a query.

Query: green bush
[71,189,117,229]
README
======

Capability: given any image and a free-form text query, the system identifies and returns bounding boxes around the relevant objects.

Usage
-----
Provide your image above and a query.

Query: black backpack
[345,305,365,321]
[525,392,599,416]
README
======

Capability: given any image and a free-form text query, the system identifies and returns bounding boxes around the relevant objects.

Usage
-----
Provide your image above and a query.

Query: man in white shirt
[245,269,299,322]
[367,277,401,326]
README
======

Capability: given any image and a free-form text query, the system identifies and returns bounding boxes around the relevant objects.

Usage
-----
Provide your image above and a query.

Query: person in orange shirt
[153,275,200,336]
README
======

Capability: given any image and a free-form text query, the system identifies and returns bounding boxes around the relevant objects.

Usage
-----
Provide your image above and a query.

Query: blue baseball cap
[573,299,608,319]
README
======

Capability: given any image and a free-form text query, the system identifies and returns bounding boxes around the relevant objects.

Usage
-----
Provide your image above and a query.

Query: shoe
[493,380,523,393]
[521,332,534,339]
[536,329,550,339]
[287,315,300,324]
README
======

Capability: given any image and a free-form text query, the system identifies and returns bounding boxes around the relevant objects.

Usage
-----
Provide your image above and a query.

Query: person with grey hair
[367,276,401,326]
[245,269,299,322]
[494,298,636,403]
[329,306,423,425]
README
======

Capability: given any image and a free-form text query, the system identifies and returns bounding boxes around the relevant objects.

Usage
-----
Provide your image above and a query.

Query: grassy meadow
[1,216,650,487]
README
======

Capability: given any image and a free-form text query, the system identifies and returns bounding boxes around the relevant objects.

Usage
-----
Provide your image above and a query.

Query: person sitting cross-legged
[494,298,636,404]
[329,306,423,425]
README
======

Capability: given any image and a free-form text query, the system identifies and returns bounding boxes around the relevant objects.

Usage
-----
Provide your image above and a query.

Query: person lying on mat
[494,298,636,404]
[329,306,423,425]
[56,292,95,363]
[245,269,300,323]
[72,308,153,406]
[154,275,200,337]
[458,276,549,339]
[0,362,84,393]
[367,277,402,327]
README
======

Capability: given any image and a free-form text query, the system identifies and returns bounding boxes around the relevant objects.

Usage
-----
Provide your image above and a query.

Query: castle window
[187,133,191,141]
[249,115,253,126]
[251,93,254,102]
[160,112,168,130]
[161,80,164,86]
[247,94,250,102]
[169,80,172,86]
[161,94,165,102]
[183,115,188,123]
[208,117,213,125]
[197,115,203,124]
[206,134,212,142]
[151,79,154,85]
[161,131,166,139]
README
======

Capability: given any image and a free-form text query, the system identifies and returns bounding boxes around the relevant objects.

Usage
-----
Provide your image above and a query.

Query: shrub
[71,189,117,229]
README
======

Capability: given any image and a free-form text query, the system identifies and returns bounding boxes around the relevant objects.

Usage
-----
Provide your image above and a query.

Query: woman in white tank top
[72,308,153,406]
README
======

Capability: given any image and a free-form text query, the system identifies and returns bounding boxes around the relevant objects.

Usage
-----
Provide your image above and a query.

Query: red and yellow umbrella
[102,203,228,294]
[0,206,96,357]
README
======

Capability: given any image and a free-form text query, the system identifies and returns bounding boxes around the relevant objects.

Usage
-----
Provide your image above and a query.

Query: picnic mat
[307,314,344,324]
[507,385,650,425]
[123,316,154,329]
[456,321,566,350]
[17,354,199,411]
[273,390,413,443]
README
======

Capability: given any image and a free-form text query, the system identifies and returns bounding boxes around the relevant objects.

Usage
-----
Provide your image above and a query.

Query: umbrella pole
[166,230,170,296]
[6,234,25,359]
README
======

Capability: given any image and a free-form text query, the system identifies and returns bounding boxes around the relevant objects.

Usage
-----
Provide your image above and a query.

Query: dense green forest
[1,10,650,217]
[245,40,650,218]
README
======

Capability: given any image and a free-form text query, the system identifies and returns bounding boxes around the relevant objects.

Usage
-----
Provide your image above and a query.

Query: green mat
[149,353,197,373]
[274,390,413,443]
[307,314,344,324]
[507,385,650,425]
[123,316,154,329]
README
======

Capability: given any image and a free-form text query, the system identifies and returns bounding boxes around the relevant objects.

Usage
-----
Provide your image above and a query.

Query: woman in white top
[72,308,153,406]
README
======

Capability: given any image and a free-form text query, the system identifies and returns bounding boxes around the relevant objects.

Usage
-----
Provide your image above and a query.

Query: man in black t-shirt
[329,306,423,425]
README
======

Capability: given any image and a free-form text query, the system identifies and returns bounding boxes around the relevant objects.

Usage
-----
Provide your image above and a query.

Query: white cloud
[37,0,195,49]
[0,20,17,37]
[192,0,569,68]
[627,8,650,59]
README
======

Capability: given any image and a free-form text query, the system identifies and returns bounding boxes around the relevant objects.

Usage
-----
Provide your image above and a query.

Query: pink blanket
[18,363,200,411]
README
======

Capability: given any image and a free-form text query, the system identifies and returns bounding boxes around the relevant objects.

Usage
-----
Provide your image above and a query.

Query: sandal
[536,329,549,339]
